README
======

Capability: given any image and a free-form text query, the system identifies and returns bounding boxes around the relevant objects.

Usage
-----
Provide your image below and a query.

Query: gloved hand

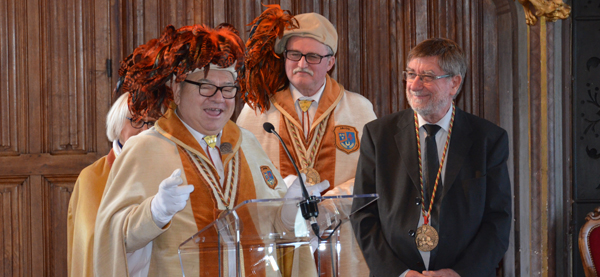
[283,174,330,199]
[150,169,195,228]
[281,174,330,230]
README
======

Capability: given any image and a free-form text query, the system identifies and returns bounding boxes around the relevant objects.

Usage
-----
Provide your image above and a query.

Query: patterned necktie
[424,124,441,206]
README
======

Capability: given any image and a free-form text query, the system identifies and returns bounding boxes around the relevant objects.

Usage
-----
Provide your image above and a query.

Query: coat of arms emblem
[334,125,360,154]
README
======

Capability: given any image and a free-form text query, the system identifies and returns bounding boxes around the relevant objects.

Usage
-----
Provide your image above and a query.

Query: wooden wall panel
[107,0,511,122]
[42,0,95,154]
[0,177,28,277]
[0,0,26,156]
[0,0,110,275]
[42,176,76,277]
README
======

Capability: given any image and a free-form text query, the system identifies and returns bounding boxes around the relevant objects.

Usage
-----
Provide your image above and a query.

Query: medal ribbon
[414,104,455,225]
[298,99,314,139]
[284,113,330,170]
[186,149,239,210]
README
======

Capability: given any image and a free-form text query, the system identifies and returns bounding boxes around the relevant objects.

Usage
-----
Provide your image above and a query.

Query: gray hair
[105,92,131,142]
[325,45,334,56]
[407,38,467,94]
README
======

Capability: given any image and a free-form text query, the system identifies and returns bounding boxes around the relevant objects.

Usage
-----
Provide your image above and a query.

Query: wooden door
[0,0,112,275]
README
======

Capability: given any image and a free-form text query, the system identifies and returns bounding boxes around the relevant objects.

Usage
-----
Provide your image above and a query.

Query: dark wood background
[0,0,548,276]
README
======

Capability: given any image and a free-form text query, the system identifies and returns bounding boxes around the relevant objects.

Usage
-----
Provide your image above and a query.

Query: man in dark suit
[351,38,512,277]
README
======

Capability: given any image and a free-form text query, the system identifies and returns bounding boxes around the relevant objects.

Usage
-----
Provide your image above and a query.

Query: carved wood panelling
[109,0,508,122]
[0,177,28,277]
[42,176,76,277]
[42,0,95,154]
[0,0,26,156]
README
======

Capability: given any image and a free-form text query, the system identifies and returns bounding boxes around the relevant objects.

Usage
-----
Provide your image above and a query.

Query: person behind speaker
[351,38,512,277]
[67,92,155,277]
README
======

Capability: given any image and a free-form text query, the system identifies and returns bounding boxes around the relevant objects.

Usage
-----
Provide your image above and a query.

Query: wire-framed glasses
[184,80,238,99]
[284,50,332,64]
[403,71,453,83]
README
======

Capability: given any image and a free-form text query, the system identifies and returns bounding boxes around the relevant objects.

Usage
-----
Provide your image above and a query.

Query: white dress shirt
[290,81,326,138]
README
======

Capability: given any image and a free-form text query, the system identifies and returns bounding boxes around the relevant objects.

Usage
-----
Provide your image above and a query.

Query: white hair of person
[106,92,131,142]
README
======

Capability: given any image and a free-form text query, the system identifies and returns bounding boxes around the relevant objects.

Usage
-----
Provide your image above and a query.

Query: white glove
[281,174,330,230]
[283,174,330,199]
[150,169,195,228]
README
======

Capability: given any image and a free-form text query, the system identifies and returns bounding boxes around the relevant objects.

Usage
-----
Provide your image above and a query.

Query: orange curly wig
[115,23,244,120]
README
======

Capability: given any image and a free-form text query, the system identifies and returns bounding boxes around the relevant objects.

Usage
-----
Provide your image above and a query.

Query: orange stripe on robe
[167,120,265,276]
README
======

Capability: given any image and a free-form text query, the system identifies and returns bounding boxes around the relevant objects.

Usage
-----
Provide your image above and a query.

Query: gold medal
[412,104,455,253]
[415,224,439,252]
[299,167,321,185]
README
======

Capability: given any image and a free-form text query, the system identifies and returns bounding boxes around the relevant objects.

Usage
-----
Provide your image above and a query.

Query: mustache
[293,67,314,76]
[409,90,424,96]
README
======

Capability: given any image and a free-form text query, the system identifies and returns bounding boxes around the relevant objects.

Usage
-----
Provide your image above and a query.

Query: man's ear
[173,82,182,105]
[450,75,462,95]
[327,55,336,71]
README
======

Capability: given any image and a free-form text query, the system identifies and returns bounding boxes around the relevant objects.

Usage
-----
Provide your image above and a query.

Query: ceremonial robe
[94,108,287,276]
[67,149,115,277]
[237,74,376,276]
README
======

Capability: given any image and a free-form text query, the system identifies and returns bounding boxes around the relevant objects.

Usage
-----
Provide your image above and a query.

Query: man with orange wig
[92,24,316,276]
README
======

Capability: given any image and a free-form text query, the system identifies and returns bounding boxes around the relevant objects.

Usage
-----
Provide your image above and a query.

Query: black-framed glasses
[126,117,155,129]
[183,80,238,99]
[403,71,453,84]
[284,50,333,64]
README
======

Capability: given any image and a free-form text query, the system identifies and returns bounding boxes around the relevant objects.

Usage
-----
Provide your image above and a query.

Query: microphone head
[263,122,275,133]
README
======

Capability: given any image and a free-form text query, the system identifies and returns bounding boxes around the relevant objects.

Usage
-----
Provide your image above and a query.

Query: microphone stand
[263,123,336,241]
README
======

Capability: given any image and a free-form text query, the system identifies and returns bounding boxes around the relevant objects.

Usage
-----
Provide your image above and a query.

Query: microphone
[263,122,320,221]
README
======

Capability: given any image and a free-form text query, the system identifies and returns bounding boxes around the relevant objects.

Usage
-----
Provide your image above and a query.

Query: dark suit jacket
[351,108,511,277]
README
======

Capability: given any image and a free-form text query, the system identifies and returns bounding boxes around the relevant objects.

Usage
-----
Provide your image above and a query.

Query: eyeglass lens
[198,83,238,99]
[403,72,439,83]
[285,50,330,64]
[129,118,155,129]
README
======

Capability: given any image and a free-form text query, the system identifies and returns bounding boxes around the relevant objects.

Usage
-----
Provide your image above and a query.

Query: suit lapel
[394,110,420,191]
[441,108,474,198]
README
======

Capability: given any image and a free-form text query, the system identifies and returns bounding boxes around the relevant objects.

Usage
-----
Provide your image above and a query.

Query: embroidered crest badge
[260,166,278,189]
[334,125,360,154]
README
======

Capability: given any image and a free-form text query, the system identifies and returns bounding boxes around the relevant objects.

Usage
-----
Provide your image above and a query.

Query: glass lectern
[178,194,377,277]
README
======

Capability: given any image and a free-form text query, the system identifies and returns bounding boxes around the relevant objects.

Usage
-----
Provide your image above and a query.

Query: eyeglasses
[126,117,155,129]
[284,50,333,64]
[184,80,238,99]
[403,71,453,83]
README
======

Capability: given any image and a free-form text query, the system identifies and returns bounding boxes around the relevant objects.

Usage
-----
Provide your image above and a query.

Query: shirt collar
[290,79,326,104]
[417,104,453,132]
[175,108,222,147]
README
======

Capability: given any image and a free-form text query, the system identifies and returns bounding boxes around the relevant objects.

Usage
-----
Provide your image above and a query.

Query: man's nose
[210,89,226,102]
[297,56,309,68]
[408,77,424,90]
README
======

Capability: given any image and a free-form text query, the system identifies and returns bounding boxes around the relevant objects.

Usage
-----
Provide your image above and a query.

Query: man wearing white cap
[237,5,376,276]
